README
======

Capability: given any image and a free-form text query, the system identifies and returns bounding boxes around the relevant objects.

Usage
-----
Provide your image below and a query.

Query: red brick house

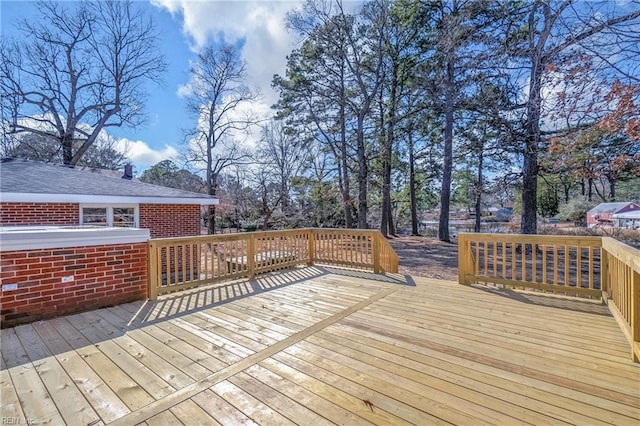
[586,202,640,228]
[0,158,217,327]
[0,158,217,238]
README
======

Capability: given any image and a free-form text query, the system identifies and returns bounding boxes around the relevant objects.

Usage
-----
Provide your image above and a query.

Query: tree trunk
[206,142,216,234]
[607,174,616,201]
[381,65,397,237]
[521,148,538,234]
[207,173,218,235]
[408,128,419,236]
[521,55,544,235]
[438,59,454,242]
[208,205,216,235]
[339,88,354,228]
[62,136,73,165]
[356,113,368,229]
[474,151,483,233]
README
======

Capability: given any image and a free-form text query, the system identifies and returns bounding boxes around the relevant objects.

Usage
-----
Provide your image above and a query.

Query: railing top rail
[150,232,253,245]
[149,228,312,244]
[311,228,381,236]
[458,232,603,245]
[602,237,640,274]
[149,228,384,245]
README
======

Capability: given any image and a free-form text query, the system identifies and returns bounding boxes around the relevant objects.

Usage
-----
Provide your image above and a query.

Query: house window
[80,205,138,228]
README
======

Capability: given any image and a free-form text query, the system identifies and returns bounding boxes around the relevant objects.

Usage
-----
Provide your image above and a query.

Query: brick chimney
[122,163,133,180]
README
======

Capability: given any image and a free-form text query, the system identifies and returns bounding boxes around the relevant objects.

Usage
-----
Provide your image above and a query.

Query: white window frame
[79,204,139,228]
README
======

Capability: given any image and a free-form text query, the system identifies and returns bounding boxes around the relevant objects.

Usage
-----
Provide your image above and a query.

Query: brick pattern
[1,202,202,238]
[0,243,148,327]
[0,202,79,225]
[139,204,201,238]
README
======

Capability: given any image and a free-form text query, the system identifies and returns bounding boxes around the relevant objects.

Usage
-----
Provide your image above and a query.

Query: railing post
[372,233,381,273]
[148,241,159,300]
[308,229,315,266]
[458,234,469,285]
[632,267,640,362]
[601,247,609,296]
[248,233,256,280]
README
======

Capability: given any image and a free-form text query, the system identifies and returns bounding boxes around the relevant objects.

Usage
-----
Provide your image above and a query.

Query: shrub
[557,197,596,222]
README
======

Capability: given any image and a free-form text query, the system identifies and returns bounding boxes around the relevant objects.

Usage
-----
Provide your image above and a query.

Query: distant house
[0,158,218,238]
[586,202,640,228]
[613,210,640,230]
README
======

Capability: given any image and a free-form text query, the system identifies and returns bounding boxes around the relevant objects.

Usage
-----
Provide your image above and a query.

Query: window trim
[79,204,139,228]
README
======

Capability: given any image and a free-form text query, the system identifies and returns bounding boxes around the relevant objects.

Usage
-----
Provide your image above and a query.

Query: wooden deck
[2,266,639,425]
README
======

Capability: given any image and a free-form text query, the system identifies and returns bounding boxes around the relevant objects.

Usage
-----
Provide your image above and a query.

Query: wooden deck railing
[148,228,398,299]
[601,237,640,362]
[458,233,640,361]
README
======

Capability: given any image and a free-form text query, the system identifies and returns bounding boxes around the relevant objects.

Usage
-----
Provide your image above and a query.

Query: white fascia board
[1,192,218,205]
[613,211,640,219]
[0,226,150,252]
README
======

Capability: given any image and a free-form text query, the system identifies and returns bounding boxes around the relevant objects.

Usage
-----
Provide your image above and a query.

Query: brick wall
[139,204,201,238]
[0,243,148,328]
[1,202,203,238]
[0,202,78,225]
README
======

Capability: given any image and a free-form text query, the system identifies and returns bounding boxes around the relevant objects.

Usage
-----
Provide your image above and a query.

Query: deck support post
[458,234,472,285]
[148,241,159,300]
[601,248,610,297]
[632,268,640,362]
[372,235,381,274]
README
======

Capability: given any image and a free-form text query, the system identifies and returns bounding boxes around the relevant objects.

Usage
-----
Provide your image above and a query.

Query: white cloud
[150,0,305,163]
[116,137,179,171]
[151,0,301,107]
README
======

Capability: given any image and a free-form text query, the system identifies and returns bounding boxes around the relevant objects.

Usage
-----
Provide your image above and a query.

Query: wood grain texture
[2,268,637,425]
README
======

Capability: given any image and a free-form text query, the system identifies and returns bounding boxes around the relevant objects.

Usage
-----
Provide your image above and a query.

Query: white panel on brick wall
[0,226,150,251]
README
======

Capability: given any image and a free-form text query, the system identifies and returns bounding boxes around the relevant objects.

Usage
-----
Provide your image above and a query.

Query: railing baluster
[576,245,582,291]
[501,242,506,279]
[564,244,569,291]
[532,242,537,284]
[554,245,559,287]
[521,240,526,283]
[588,246,593,290]
[511,241,516,281]
[542,244,547,285]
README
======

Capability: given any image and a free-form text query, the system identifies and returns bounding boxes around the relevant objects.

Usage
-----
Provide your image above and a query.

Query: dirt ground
[387,235,459,281]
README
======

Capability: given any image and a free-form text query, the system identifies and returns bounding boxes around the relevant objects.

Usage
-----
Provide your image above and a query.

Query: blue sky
[1,0,301,172]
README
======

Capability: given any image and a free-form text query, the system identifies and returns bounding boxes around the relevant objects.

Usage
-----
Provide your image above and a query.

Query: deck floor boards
[2,266,639,425]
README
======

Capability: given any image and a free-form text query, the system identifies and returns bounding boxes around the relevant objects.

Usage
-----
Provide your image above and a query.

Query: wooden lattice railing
[148,228,398,299]
[458,233,640,362]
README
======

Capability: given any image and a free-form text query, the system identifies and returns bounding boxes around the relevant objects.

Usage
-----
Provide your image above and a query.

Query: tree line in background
[2,0,639,239]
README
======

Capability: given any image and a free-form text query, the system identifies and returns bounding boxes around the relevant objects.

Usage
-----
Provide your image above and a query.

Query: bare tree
[251,168,284,231]
[0,0,166,165]
[183,43,258,234]
[257,120,306,222]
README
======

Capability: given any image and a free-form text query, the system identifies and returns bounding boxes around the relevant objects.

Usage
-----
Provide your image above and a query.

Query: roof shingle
[0,158,217,204]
